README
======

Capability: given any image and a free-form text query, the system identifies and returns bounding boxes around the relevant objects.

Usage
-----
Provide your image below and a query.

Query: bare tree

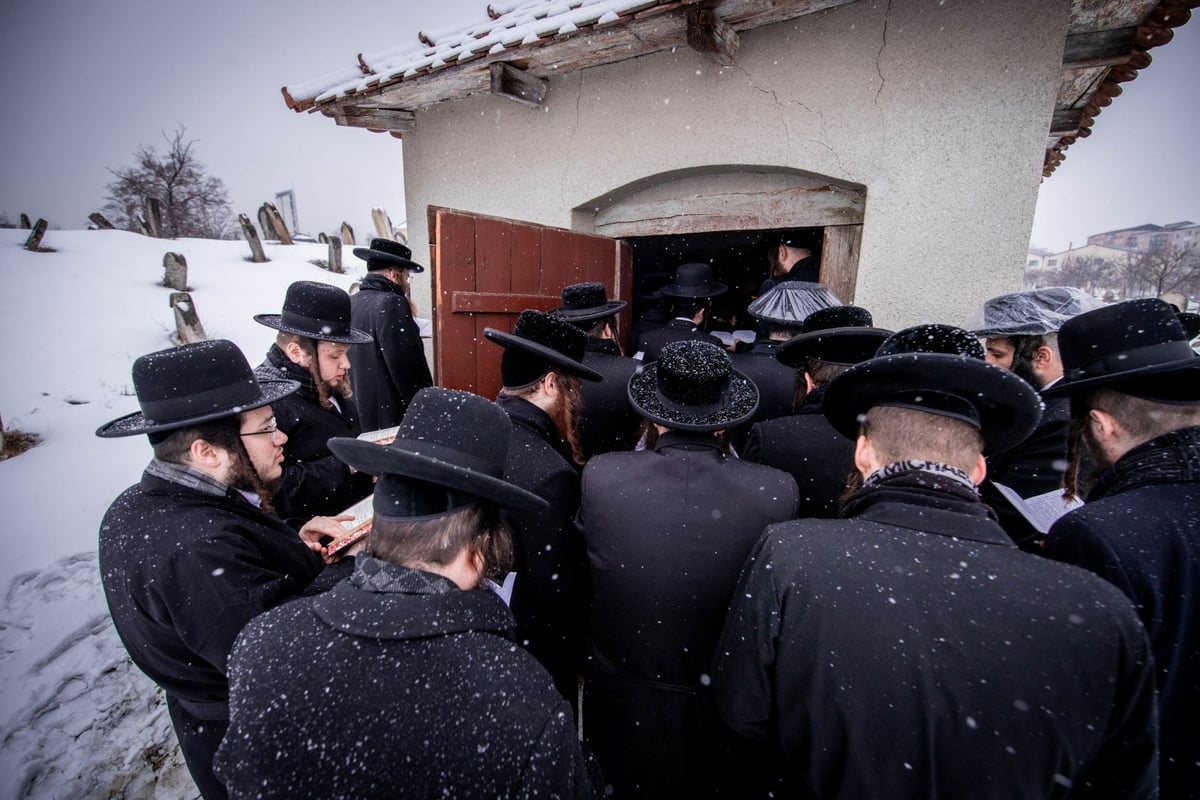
[1057,255,1116,295]
[1120,245,1200,300]
[103,126,233,239]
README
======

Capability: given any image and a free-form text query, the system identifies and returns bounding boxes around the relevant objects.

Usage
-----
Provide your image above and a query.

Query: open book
[992,482,1084,534]
[323,426,400,557]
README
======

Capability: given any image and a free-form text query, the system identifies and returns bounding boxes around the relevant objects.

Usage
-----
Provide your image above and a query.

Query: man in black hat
[758,231,820,295]
[215,387,600,799]
[554,282,642,459]
[254,280,375,520]
[349,238,434,430]
[1041,298,1200,797]
[578,340,797,799]
[741,306,891,517]
[97,340,354,800]
[484,309,603,708]
[714,347,1158,799]
[636,263,726,362]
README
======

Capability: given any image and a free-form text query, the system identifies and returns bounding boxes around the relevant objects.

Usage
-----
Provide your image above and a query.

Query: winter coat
[578,431,798,798]
[579,337,642,460]
[255,345,374,521]
[214,559,598,800]
[757,254,820,295]
[348,271,433,431]
[1044,425,1200,798]
[496,393,590,708]
[637,318,724,363]
[728,340,797,452]
[713,473,1158,800]
[98,467,342,800]
[741,387,856,518]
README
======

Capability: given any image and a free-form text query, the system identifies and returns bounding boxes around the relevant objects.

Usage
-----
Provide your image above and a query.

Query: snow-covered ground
[0,229,363,799]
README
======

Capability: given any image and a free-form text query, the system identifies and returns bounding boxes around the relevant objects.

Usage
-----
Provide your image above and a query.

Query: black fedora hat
[823,352,1043,454]
[1044,298,1200,400]
[658,263,727,300]
[328,388,548,515]
[96,339,299,438]
[627,340,758,432]
[554,282,627,324]
[484,309,603,387]
[777,306,892,368]
[351,237,426,273]
[255,281,373,344]
[1177,310,1200,342]
[876,324,986,360]
[747,281,842,326]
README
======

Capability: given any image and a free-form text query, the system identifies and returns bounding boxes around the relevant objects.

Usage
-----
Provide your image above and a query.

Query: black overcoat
[98,469,340,799]
[579,337,642,459]
[637,318,724,362]
[214,564,597,799]
[713,488,1158,799]
[348,272,433,431]
[728,340,797,452]
[741,389,856,518]
[255,346,374,520]
[1044,426,1200,798]
[578,431,798,799]
[496,393,590,708]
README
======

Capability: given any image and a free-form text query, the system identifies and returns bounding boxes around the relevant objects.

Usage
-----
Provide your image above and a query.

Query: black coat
[579,338,642,460]
[741,388,856,518]
[255,346,374,521]
[1044,426,1200,798]
[496,393,590,707]
[714,482,1158,799]
[728,340,797,452]
[637,318,724,363]
[99,468,342,799]
[579,432,798,798]
[349,272,433,431]
[215,561,597,799]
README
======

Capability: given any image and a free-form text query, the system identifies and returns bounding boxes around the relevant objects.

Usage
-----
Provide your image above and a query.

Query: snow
[0,228,365,799]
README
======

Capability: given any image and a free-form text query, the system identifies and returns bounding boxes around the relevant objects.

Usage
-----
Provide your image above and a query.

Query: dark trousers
[166,694,229,800]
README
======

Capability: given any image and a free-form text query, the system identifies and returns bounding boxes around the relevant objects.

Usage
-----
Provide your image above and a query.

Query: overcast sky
[1,0,1195,253]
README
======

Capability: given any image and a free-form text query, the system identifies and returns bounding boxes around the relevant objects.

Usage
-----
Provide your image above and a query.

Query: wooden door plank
[433,209,479,393]
[821,224,862,305]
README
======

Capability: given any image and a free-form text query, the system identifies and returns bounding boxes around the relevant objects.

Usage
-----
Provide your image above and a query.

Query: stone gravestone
[327,235,343,274]
[238,214,268,263]
[136,214,153,237]
[371,208,393,241]
[265,203,293,245]
[144,197,163,238]
[163,253,188,290]
[257,205,278,241]
[340,221,355,246]
[19,213,31,229]
[170,292,207,344]
[318,232,328,244]
[88,212,115,230]
[24,219,48,251]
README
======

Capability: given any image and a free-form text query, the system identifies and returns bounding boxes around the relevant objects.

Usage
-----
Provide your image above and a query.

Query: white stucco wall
[400,0,1070,331]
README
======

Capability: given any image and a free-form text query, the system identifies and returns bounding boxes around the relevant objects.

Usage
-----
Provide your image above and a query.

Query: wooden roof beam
[489,62,548,108]
[325,105,416,133]
[1061,27,1138,69]
[686,8,739,66]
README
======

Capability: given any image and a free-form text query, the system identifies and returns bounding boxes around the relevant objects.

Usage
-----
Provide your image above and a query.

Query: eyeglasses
[240,417,280,444]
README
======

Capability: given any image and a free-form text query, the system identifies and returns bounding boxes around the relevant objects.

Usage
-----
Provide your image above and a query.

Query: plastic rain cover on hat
[964,286,1108,337]
[748,281,842,325]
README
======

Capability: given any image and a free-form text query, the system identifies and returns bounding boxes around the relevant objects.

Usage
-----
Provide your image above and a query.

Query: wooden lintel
[1049,107,1085,137]
[489,62,548,108]
[331,105,416,132]
[686,8,739,66]
[1061,27,1137,68]
[451,291,561,314]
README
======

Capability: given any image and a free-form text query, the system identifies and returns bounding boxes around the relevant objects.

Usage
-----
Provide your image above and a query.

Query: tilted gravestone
[257,205,278,240]
[238,214,268,263]
[327,236,343,274]
[19,214,31,229]
[163,252,188,290]
[264,203,293,245]
[136,214,153,237]
[170,292,207,344]
[318,232,328,244]
[88,212,115,230]
[371,208,393,241]
[340,221,355,246]
[144,197,163,238]
[23,219,48,251]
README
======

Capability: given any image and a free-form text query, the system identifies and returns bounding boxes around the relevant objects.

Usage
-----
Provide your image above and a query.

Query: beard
[1009,353,1043,390]
[226,449,280,514]
[549,375,585,466]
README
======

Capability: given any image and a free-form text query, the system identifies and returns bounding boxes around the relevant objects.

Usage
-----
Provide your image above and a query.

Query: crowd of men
[97,240,1199,799]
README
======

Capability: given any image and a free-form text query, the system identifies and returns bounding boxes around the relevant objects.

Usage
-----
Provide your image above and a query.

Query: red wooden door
[429,207,633,400]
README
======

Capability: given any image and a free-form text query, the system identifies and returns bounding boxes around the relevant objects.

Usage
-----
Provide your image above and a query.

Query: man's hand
[298,515,355,564]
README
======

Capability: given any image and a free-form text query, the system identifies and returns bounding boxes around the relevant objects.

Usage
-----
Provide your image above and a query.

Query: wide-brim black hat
[627,340,758,432]
[1043,298,1200,400]
[777,307,891,368]
[328,388,547,513]
[823,352,1043,454]
[484,310,602,385]
[876,324,986,360]
[658,263,727,300]
[553,282,627,323]
[96,339,300,438]
[352,237,426,273]
[255,280,373,344]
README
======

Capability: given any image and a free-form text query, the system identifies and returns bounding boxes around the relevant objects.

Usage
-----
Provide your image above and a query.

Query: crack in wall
[874,0,892,109]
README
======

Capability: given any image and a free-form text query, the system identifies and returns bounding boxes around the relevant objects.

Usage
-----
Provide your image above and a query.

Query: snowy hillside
[0,229,365,799]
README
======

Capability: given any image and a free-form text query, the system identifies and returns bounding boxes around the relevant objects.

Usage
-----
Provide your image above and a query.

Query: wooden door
[429,207,633,400]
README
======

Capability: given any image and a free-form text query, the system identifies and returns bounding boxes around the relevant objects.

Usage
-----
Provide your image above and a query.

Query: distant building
[1088,221,1200,253]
